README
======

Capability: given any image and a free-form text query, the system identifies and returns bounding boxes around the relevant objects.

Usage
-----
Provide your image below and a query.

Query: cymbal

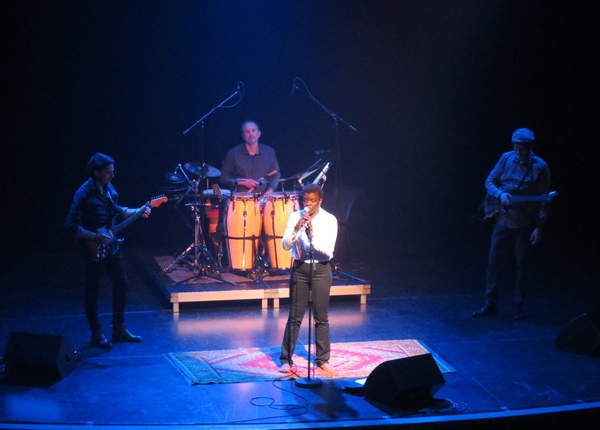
[164,173,185,183]
[279,169,318,183]
[184,162,221,177]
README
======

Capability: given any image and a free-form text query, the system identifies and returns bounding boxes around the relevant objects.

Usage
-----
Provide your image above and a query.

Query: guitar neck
[111,195,167,235]
[509,194,555,203]
[113,206,146,235]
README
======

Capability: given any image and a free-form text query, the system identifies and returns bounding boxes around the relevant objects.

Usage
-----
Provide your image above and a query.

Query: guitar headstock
[149,194,168,208]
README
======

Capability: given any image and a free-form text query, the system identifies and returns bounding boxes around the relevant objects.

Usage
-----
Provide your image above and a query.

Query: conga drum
[203,188,230,236]
[263,192,299,270]
[224,192,262,270]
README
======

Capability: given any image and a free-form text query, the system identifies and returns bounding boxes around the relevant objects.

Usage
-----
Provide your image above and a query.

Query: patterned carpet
[165,339,454,385]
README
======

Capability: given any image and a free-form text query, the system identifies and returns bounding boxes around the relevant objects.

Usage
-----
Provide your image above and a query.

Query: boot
[112,325,142,343]
[90,331,113,350]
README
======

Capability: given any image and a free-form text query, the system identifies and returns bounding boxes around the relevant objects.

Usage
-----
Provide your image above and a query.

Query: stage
[142,254,371,313]
[1,248,600,429]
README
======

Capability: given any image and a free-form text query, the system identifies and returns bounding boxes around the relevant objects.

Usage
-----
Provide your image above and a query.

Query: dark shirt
[219,143,281,193]
[485,151,551,228]
[65,178,127,244]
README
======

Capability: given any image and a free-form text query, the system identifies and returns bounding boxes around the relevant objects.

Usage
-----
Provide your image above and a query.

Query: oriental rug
[165,339,454,385]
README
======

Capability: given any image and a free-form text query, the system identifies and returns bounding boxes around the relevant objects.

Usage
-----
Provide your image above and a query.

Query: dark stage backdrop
[2,0,599,267]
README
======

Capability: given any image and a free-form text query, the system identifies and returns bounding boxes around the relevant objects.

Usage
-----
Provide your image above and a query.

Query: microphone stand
[291,77,356,195]
[171,83,243,283]
[295,224,322,388]
[183,82,244,163]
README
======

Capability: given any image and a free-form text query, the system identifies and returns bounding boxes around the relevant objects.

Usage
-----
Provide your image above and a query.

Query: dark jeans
[83,250,128,333]
[280,260,332,367]
[485,223,534,310]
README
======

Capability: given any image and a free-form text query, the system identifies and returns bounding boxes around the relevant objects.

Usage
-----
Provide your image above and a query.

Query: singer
[219,120,281,195]
[279,184,338,374]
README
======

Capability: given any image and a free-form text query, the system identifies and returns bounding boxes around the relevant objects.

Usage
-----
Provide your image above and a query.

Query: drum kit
[160,159,329,282]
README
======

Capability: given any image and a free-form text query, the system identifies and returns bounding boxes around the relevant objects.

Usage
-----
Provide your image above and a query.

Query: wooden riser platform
[141,255,371,313]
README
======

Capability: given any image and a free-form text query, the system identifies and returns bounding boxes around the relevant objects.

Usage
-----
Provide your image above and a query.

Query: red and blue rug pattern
[165,339,454,385]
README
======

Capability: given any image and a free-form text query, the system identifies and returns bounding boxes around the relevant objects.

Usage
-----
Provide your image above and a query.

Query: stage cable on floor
[219,377,310,425]
[402,398,468,416]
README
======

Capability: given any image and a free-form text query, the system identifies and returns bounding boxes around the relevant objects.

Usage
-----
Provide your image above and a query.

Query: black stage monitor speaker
[3,332,76,383]
[556,310,600,356]
[363,353,446,409]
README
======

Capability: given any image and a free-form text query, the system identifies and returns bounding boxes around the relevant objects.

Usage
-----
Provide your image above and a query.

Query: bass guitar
[85,195,168,260]
[483,191,557,219]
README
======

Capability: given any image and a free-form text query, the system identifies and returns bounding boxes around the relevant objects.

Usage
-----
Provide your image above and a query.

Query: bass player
[65,153,151,349]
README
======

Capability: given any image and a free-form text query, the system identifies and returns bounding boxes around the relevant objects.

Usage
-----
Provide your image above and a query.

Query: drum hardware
[278,160,323,192]
[163,164,233,286]
[164,172,186,183]
[184,162,221,178]
[279,170,315,184]
[176,82,243,278]
[203,187,230,267]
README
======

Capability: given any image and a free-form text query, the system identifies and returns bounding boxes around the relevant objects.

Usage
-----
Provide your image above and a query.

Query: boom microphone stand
[183,81,245,163]
[290,77,356,193]
[291,77,357,261]
[167,82,244,283]
[295,223,322,388]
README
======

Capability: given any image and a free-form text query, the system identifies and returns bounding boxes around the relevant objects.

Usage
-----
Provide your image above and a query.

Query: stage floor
[143,254,371,312]
[1,247,600,429]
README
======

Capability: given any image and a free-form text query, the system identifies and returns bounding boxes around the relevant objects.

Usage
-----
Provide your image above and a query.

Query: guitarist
[473,128,551,321]
[65,153,151,349]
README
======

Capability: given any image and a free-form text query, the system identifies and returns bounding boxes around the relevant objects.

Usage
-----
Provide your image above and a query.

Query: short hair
[87,153,114,177]
[241,120,260,132]
[302,184,323,199]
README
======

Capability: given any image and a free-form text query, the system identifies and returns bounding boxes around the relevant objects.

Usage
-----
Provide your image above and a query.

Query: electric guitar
[483,191,557,219]
[85,195,168,260]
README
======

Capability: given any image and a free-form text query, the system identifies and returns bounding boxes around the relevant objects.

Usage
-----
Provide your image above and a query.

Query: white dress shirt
[281,207,338,263]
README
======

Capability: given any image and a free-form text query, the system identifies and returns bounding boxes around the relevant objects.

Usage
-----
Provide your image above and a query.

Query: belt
[294,259,330,266]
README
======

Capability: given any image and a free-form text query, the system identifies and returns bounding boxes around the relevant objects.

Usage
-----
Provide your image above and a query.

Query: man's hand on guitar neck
[499,192,513,206]
[123,205,152,219]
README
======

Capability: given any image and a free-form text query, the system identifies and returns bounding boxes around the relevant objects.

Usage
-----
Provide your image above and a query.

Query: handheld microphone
[301,208,312,232]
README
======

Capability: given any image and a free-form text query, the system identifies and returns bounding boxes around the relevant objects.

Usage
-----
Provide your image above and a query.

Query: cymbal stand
[164,183,232,285]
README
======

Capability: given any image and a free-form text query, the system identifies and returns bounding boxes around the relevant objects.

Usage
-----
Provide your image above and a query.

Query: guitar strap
[513,163,532,195]
[102,186,118,229]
